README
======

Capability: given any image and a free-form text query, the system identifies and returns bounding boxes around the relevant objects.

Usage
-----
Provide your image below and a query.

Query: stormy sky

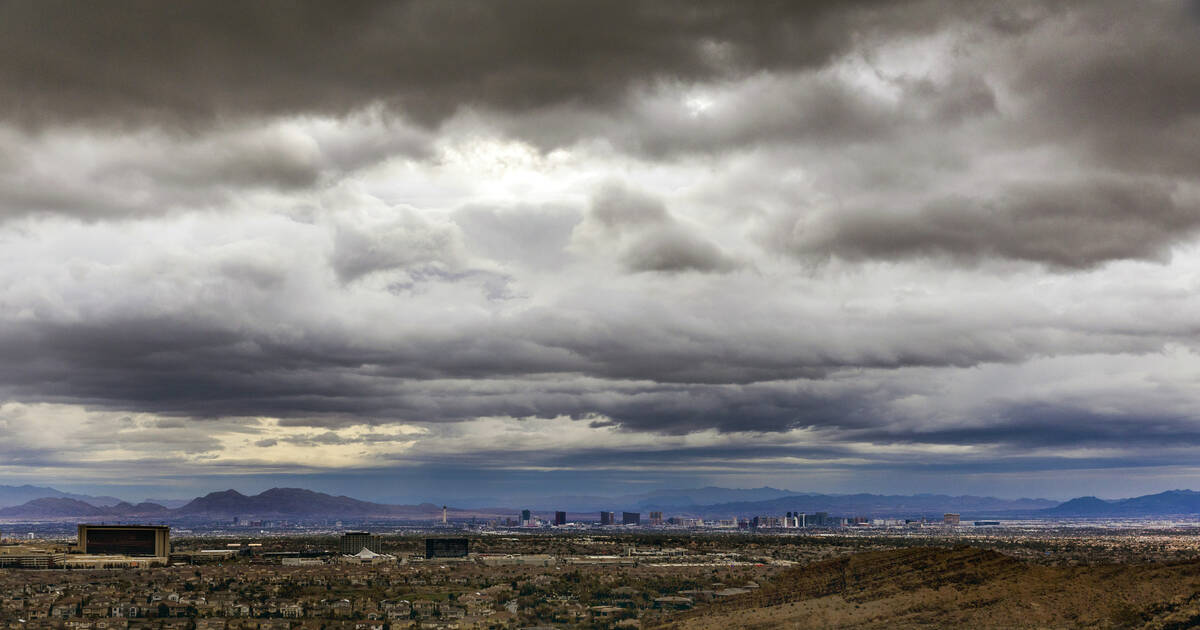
[2,0,1200,503]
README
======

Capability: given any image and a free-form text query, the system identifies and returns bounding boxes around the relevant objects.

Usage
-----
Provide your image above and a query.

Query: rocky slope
[655,546,1200,629]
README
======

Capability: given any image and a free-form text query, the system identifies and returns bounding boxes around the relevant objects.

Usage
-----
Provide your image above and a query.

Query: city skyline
[2,1,1200,502]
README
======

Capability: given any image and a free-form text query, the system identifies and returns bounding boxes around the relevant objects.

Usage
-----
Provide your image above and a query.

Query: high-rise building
[520,509,532,526]
[622,511,640,525]
[754,515,787,528]
[425,538,469,559]
[554,511,567,526]
[77,525,169,557]
[943,513,961,525]
[649,511,663,526]
[340,532,380,554]
[600,511,615,525]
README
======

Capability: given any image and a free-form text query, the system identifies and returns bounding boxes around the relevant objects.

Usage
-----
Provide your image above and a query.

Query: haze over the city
[2,0,1200,504]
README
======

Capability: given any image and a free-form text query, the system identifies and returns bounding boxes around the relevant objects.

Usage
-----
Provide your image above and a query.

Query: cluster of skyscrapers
[751,511,831,528]
[505,508,966,529]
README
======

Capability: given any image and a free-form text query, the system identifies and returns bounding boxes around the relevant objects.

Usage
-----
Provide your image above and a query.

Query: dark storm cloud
[101,135,321,191]
[1006,0,1200,177]
[574,383,876,434]
[860,404,1200,450]
[490,53,1003,158]
[707,0,1200,269]
[677,70,992,156]
[0,311,868,430]
[412,442,1104,476]
[577,183,740,273]
[385,441,858,472]
[367,419,1200,479]
[0,118,432,221]
[589,184,671,230]
[0,0,954,130]
[620,227,740,274]
[0,296,1172,437]
[777,177,1196,269]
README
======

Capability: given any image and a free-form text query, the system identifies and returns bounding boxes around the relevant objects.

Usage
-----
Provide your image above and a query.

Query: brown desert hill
[653,546,1200,629]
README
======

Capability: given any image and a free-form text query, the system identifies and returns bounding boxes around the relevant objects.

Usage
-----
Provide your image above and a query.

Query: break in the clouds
[1,0,1200,501]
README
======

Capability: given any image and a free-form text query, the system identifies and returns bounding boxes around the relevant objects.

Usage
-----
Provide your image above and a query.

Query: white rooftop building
[339,547,397,565]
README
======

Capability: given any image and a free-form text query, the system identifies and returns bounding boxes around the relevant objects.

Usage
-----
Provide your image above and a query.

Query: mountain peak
[1042,491,1200,517]
[207,489,248,498]
[0,497,168,518]
[258,487,322,497]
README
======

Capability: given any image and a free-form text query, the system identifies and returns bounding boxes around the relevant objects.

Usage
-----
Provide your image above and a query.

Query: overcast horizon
[3,1,1200,504]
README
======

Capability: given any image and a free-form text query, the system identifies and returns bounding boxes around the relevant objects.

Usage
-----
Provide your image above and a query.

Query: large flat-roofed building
[0,545,66,568]
[340,531,381,554]
[77,525,169,557]
[622,512,641,525]
[425,537,469,559]
[60,554,167,569]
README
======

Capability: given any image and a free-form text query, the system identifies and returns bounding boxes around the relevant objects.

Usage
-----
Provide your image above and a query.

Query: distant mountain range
[0,498,168,519]
[0,489,1058,520]
[0,484,125,509]
[177,488,459,518]
[1038,490,1200,517]
[0,488,508,521]
[6,485,1200,521]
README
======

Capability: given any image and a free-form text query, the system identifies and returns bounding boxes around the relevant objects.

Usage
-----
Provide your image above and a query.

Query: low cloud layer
[2,0,1200,499]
